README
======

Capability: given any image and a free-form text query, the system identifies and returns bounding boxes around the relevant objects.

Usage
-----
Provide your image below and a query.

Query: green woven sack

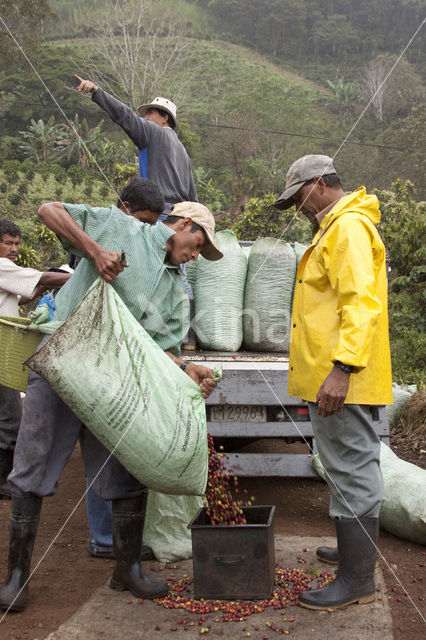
[243,238,296,352]
[293,242,308,269]
[312,443,426,545]
[27,278,209,496]
[143,492,203,563]
[194,230,247,351]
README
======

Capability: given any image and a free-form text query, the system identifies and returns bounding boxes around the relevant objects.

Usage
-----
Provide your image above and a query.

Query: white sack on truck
[195,230,247,352]
[243,237,296,352]
[292,241,308,268]
[27,278,209,496]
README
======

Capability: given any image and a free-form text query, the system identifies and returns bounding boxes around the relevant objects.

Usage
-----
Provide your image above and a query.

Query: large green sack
[312,443,426,545]
[386,382,417,429]
[194,230,247,351]
[27,278,208,496]
[243,238,296,352]
[292,241,308,268]
[143,492,203,563]
[379,443,426,545]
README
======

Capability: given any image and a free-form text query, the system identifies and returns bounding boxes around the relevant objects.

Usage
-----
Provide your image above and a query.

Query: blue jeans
[86,482,112,550]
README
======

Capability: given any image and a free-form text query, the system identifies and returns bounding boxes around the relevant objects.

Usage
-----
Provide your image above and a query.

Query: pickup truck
[183,349,390,478]
[182,240,390,478]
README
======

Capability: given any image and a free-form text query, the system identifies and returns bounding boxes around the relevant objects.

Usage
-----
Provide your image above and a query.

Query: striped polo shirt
[52,203,189,356]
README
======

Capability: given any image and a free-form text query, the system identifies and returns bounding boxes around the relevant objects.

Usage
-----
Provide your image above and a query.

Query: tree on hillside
[209,111,263,217]
[376,105,426,198]
[232,193,311,242]
[0,47,96,138]
[0,0,55,65]
[375,180,425,384]
[312,14,359,59]
[363,54,424,122]
[80,0,190,111]
[193,0,424,63]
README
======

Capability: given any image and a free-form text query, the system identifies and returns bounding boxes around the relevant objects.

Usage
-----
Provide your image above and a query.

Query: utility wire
[1,97,424,154]
[191,121,425,154]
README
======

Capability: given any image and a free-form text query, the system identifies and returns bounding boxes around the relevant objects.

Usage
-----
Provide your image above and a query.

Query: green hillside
[1,0,424,203]
[0,0,424,383]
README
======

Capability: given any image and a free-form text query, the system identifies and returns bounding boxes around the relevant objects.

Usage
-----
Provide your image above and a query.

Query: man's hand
[75,75,98,95]
[92,248,125,283]
[315,365,351,417]
[185,363,217,399]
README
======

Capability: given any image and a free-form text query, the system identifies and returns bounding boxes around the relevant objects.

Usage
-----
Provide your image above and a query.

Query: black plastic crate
[188,505,276,600]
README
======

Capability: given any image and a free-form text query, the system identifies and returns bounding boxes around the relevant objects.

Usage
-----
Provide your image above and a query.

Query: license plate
[209,405,267,423]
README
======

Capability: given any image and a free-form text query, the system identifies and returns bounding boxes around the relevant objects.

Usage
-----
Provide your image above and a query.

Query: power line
[191,121,425,153]
[1,97,424,154]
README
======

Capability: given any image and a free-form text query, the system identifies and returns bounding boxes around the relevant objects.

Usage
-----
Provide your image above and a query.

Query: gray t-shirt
[93,89,197,213]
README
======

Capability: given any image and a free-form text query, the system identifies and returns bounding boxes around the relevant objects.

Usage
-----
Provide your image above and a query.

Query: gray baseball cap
[274,155,337,210]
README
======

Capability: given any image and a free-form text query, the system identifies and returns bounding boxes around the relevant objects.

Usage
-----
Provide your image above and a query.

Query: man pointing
[75,75,197,213]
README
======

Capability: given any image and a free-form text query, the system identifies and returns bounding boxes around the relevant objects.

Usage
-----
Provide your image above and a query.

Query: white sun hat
[138,97,178,129]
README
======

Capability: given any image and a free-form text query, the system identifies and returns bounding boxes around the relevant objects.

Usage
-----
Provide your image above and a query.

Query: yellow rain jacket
[288,186,393,405]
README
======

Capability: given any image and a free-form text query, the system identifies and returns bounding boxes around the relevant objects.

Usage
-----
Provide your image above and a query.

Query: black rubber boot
[0,449,14,499]
[87,542,154,561]
[299,517,379,610]
[316,545,339,564]
[316,544,379,568]
[109,493,168,599]
[0,495,42,612]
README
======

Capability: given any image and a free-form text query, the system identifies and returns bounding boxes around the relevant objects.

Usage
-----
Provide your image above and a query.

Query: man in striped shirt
[0,191,222,612]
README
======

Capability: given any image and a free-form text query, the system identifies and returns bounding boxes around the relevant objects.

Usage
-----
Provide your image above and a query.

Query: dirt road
[0,440,424,640]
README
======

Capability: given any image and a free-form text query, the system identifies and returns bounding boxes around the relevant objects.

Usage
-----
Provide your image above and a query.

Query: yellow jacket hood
[314,187,381,242]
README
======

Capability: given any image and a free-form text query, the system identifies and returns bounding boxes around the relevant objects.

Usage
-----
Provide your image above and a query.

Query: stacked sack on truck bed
[243,238,296,352]
[194,230,248,352]
[189,231,305,353]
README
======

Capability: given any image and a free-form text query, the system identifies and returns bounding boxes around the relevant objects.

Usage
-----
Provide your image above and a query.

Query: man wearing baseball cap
[0,195,222,612]
[275,155,392,611]
[76,76,197,214]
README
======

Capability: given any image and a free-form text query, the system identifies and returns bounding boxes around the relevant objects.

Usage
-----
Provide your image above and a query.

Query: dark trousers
[0,384,22,450]
[8,370,145,500]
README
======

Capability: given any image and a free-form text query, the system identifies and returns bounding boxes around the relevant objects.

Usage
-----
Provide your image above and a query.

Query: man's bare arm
[38,202,125,283]
[19,272,71,305]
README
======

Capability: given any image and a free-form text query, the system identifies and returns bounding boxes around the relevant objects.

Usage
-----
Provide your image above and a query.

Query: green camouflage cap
[274,155,336,210]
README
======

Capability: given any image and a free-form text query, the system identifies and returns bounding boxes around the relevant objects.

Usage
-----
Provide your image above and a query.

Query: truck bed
[183,348,390,478]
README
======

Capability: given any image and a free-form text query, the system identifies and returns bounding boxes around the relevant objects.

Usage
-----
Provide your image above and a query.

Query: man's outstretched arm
[75,75,150,149]
[38,202,125,283]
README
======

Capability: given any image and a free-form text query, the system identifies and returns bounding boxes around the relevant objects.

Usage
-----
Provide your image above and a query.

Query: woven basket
[0,316,41,392]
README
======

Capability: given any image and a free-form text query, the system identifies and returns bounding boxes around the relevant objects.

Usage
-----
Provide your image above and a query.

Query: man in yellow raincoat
[274,155,393,611]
